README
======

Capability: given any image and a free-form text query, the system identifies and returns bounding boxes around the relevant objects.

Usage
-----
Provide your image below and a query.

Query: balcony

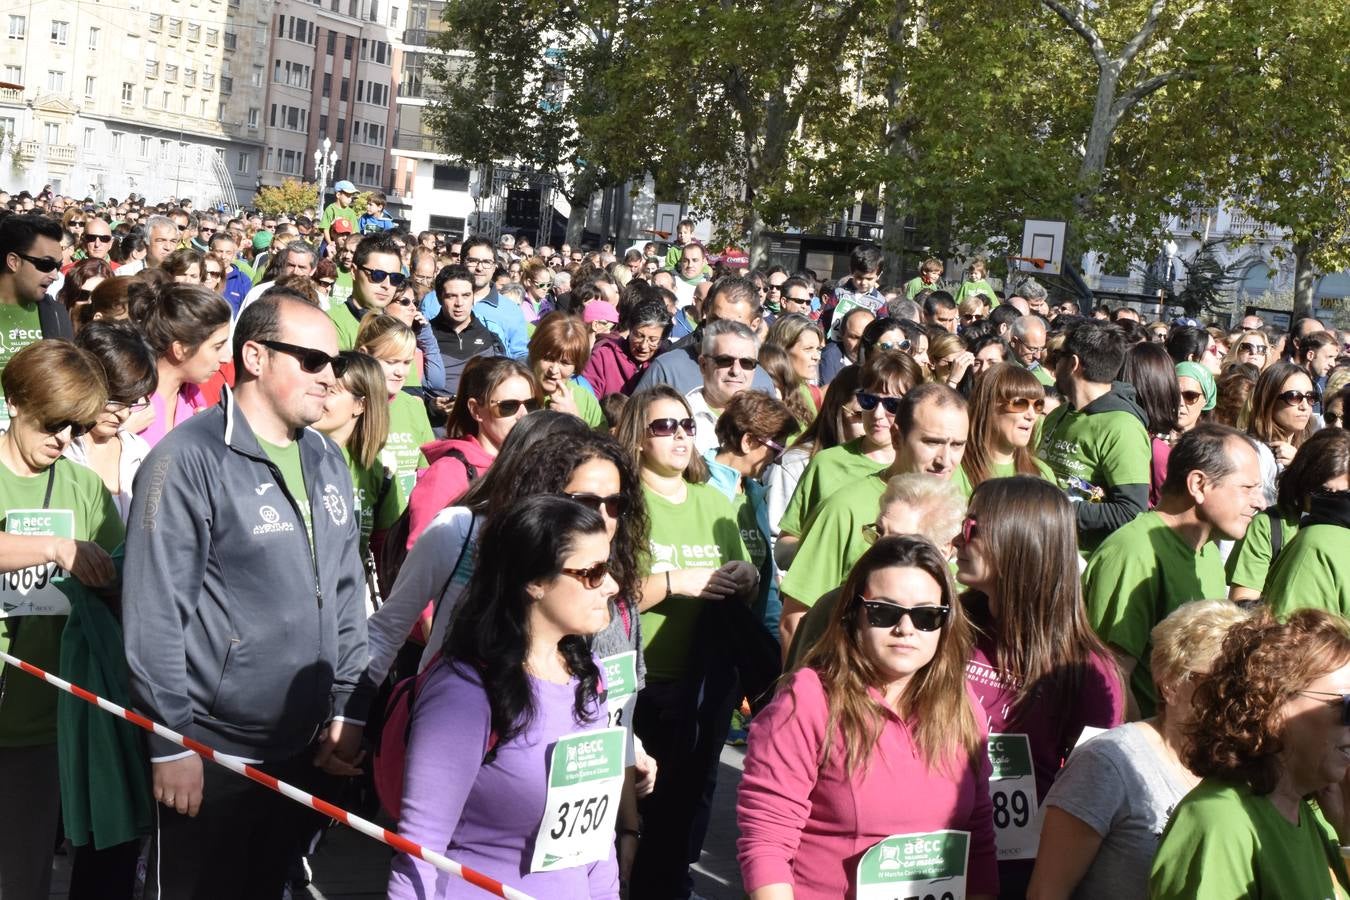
[394,131,443,153]
[145,61,159,78]
[0,86,22,105]
[47,145,75,164]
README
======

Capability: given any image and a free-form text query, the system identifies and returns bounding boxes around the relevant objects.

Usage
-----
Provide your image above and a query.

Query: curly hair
[1185,608,1350,795]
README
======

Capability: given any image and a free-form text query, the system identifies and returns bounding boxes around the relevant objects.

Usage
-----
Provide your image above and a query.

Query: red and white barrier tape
[0,648,536,900]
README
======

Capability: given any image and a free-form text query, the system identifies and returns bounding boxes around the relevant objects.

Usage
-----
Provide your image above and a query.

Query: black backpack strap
[442,448,479,482]
[1267,507,1284,559]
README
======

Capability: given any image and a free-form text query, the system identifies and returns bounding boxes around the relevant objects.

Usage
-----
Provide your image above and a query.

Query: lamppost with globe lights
[314,138,338,204]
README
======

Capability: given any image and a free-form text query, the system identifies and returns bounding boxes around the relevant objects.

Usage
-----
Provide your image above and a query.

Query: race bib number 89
[856,829,968,900]
[530,726,625,874]
[988,733,1042,861]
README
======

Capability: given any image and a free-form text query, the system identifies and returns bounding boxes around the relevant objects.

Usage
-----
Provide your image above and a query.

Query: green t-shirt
[640,482,749,682]
[382,391,434,499]
[1263,524,1350,619]
[951,456,1056,499]
[903,276,944,300]
[257,435,312,550]
[327,301,361,351]
[1013,357,1055,388]
[330,268,354,307]
[778,439,887,539]
[780,472,887,611]
[0,459,124,746]
[545,381,605,429]
[1226,508,1300,593]
[1037,402,1151,553]
[954,278,999,306]
[1083,511,1227,716]
[1150,779,1350,900]
[0,302,45,432]
[320,202,359,236]
[342,447,405,556]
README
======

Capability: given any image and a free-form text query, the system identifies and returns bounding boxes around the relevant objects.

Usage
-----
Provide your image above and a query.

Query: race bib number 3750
[530,726,625,874]
[856,829,969,900]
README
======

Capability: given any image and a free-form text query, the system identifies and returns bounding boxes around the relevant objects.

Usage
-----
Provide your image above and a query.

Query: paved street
[50,746,749,899]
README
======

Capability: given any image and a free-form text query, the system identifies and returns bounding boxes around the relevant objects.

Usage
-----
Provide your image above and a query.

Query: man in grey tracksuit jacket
[123,297,369,898]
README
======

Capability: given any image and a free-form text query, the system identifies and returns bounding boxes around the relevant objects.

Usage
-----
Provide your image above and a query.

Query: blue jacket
[473,286,530,360]
[703,452,781,639]
[357,212,396,234]
[223,265,252,316]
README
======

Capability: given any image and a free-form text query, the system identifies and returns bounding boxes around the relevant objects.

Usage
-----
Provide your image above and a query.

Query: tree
[253,179,319,217]
[1175,240,1240,318]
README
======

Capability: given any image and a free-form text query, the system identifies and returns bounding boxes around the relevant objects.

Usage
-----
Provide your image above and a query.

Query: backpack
[377,447,478,596]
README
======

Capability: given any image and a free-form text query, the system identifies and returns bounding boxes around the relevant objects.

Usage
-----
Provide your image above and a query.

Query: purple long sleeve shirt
[388,660,620,900]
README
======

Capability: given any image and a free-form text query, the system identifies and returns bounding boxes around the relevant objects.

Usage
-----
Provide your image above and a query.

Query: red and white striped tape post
[0,648,537,900]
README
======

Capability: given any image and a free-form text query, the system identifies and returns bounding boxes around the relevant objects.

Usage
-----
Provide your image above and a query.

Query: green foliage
[253,179,319,217]
[1176,241,1240,318]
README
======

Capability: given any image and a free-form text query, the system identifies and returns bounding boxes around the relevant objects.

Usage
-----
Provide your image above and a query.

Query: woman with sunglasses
[738,535,997,900]
[0,341,147,900]
[582,297,671,399]
[955,363,1055,498]
[955,477,1124,894]
[775,352,921,570]
[1224,329,1271,371]
[161,248,205,285]
[519,258,555,322]
[130,282,232,447]
[63,323,158,523]
[405,356,540,546]
[930,330,976,394]
[1247,361,1319,506]
[57,258,113,314]
[201,256,226,295]
[381,283,447,393]
[354,315,437,503]
[387,495,622,899]
[529,312,606,429]
[1150,609,1350,899]
[1174,361,1214,439]
[1165,324,1223,376]
[615,385,757,898]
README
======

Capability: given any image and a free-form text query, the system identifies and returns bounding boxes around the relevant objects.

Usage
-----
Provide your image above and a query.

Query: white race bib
[530,725,625,873]
[988,733,1042,861]
[0,509,75,618]
[601,651,638,766]
[856,829,969,900]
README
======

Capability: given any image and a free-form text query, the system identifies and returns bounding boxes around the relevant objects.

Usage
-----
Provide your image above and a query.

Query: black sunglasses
[1300,690,1350,726]
[566,492,627,518]
[491,397,541,416]
[647,417,696,437]
[859,598,951,632]
[83,234,113,245]
[1278,390,1321,407]
[1238,342,1267,355]
[41,418,96,438]
[559,561,611,590]
[358,266,407,287]
[855,390,901,415]
[17,253,61,273]
[259,340,349,376]
[707,354,758,371]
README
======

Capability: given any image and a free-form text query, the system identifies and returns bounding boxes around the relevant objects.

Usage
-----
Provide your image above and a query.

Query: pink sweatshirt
[737,667,999,899]
[405,435,493,548]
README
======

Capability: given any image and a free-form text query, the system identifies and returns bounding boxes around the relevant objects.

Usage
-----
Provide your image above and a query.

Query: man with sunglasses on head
[0,215,76,426]
[123,294,369,899]
[1084,424,1262,718]
[686,320,761,454]
[327,234,406,350]
[460,235,529,360]
[777,383,969,656]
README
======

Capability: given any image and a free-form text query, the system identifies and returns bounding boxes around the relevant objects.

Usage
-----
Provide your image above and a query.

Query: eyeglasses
[82,233,114,246]
[861,522,882,545]
[566,492,627,518]
[960,515,979,544]
[859,598,951,632]
[1180,390,1205,405]
[1001,397,1046,414]
[69,220,86,228]
[1299,690,1350,725]
[357,266,407,287]
[199,227,217,236]
[465,257,496,268]
[204,270,223,280]
[317,279,336,289]
[41,418,96,438]
[1328,411,1344,427]
[760,436,787,460]
[490,397,541,416]
[106,398,151,414]
[877,339,912,352]
[16,253,60,273]
[532,281,551,290]
[855,390,901,415]
[647,417,696,437]
[259,340,350,376]
[706,354,758,371]
[1278,390,1321,407]
[389,297,415,307]
[559,561,611,590]
[1238,342,1267,355]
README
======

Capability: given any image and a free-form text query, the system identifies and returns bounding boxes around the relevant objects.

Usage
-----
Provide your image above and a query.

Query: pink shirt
[139,383,208,448]
[737,666,999,899]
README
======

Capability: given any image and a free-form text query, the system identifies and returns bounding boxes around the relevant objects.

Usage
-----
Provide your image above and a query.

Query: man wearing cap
[320,181,361,245]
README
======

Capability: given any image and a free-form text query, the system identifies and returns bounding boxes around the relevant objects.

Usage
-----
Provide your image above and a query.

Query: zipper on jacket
[260,458,323,609]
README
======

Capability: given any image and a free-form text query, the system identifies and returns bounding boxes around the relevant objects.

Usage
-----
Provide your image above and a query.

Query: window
[344,35,353,59]
[162,90,170,108]
[322,72,331,97]
[50,20,69,45]
[265,148,273,171]
[206,27,219,46]
[187,23,200,41]
[319,113,328,131]
[111,132,123,154]
[3,64,22,84]
[433,165,470,191]
[200,97,207,116]
[87,26,99,49]
[143,86,152,106]
[326,30,335,54]
[428,215,466,235]
[247,107,258,128]
[140,136,152,158]
[203,73,214,89]
[236,151,250,175]
[276,14,285,37]
[164,63,178,83]
[223,30,236,50]
[168,17,182,37]
[389,5,398,27]
[220,75,233,94]
[7,15,25,40]
[46,70,65,92]
[84,75,95,99]
[335,118,345,141]
[145,60,158,78]
[83,127,95,150]
[121,81,134,104]
[339,78,348,101]
[184,67,196,87]
[148,13,162,31]
[252,65,263,87]
[44,122,60,144]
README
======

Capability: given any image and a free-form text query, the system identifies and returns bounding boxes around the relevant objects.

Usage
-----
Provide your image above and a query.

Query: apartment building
[0,0,269,204]
[258,0,399,201]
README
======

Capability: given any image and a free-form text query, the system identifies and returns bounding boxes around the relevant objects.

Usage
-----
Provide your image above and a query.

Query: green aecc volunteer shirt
[1226,508,1299,594]
[0,460,123,746]
[778,439,887,539]
[951,457,1056,499]
[780,472,887,612]
[327,302,362,351]
[640,482,749,682]
[258,435,312,551]
[1083,511,1226,717]
[343,447,405,555]
[382,392,435,499]
[0,302,44,432]
[1263,524,1350,619]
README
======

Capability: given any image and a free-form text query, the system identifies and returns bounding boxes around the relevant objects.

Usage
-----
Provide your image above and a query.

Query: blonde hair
[1150,600,1252,711]
[333,351,390,470]
[355,313,416,362]
[879,473,967,548]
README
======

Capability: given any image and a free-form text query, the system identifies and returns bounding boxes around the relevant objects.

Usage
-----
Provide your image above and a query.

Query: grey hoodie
[123,390,369,760]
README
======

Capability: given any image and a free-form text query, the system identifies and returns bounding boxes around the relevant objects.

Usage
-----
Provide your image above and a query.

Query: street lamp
[313,137,338,202]
[1161,237,1179,320]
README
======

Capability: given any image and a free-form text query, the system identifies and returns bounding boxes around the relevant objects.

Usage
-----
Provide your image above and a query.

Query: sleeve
[964,707,1000,896]
[121,447,216,758]
[779,501,856,610]
[505,312,529,361]
[580,344,613,400]
[405,457,469,548]
[776,457,816,541]
[1265,537,1345,618]
[329,470,370,721]
[1042,737,1130,837]
[1069,651,1127,743]
[366,512,471,684]
[1148,795,1256,899]
[417,324,446,390]
[634,355,670,392]
[386,665,491,900]
[1226,511,1273,591]
[84,474,126,552]
[1083,541,1157,661]
[1076,415,1152,536]
[736,668,827,891]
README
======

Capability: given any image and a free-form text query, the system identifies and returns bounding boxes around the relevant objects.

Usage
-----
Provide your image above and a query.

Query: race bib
[988,733,1042,861]
[856,829,969,900]
[0,509,75,618]
[601,652,638,765]
[530,726,625,873]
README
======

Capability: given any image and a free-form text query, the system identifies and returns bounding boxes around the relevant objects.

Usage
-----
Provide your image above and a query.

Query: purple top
[387,660,620,900]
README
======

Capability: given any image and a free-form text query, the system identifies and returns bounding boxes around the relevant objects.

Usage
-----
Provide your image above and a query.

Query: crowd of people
[0,183,1348,900]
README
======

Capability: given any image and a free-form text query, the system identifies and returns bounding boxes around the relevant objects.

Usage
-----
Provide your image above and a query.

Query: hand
[617,831,639,883]
[314,720,366,777]
[948,351,975,384]
[549,384,579,416]
[633,746,658,797]
[154,755,204,817]
[1270,440,1297,467]
[708,560,758,600]
[432,395,456,415]
[51,538,116,587]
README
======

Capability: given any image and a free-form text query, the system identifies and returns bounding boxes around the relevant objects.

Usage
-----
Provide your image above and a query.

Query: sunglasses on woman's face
[1180,390,1205,406]
[1001,397,1045,414]
[41,418,96,438]
[855,390,901,415]
[559,561,611,589]
[204,270,222,280]
[566,492,626,518]
[647,417,696,437]
[491,397,541,417]
[960,515,979,544]
[1278,390,1321,407]
[859,598,950,632]
[1238,342,1267,356]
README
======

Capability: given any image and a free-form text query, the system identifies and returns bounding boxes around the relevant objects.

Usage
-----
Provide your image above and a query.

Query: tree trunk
[748,207,771,268]
[1291,237,1318,323]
